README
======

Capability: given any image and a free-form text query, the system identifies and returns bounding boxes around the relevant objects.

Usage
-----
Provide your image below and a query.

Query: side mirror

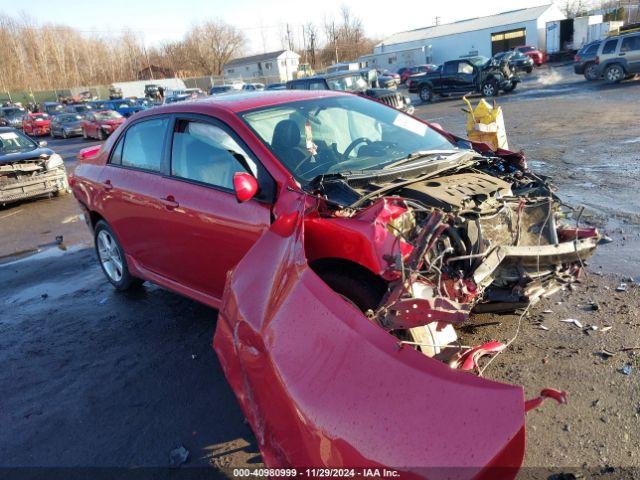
[233,172,258,203]
[38,140,48,148]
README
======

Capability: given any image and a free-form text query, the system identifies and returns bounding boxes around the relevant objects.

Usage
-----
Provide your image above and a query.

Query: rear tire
[94,220,143,291]
[605,64,625,83]
[584,63,599,81]
[419,85,434,103]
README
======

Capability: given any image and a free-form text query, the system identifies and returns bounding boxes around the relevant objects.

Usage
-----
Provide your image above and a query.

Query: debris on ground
[620,364,632,375]
[599,349,616,358]
[98,297,108,305]
[616,283,627,292]
[169,445,190,467]
[561,318,583,328]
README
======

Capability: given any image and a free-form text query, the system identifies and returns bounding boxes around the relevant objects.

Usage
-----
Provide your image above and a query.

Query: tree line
[0,8,377,93]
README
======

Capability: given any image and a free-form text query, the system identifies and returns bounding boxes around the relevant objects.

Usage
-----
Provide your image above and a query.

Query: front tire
[605,64,625,83]
[584,63,599,81]
[481,79,499,97]
[94,220,143,291]
[419,85,434,103]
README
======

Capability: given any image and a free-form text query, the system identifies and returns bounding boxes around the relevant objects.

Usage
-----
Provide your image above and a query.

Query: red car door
[155,117,273,303]
[96,116,175,277]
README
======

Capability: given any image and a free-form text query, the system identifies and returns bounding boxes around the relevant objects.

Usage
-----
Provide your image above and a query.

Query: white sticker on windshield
[0,132,19,140]
[393,114,427,136]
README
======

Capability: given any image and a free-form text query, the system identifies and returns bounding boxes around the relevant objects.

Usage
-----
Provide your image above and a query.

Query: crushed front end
[0,155,68,205]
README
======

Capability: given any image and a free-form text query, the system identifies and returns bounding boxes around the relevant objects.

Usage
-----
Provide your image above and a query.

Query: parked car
[493,50,534,73]
[594,30,640,83]
[0,127,68,204]
[515,45,546,66]
[287,71,414,114]
[69,90,598,476]
[41,101,66,116]
[22,112,51,136]
[409,54,520,102]
[401,64,438,84]
[242,83,265,91]
[66,103,94,115]
[109,85,123,100]
[376,69,401,88]
[264,83,286,90]
[209,85,235,95]
[81,110,125,140]
[50,113,84,138]
[574,41,602,80]
[0,106,26,129]
[89,99,145,118]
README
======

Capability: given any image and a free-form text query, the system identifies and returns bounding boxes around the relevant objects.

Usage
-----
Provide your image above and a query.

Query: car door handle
[160,195,179,210]
[101,180,113,191]
[619,52,626,56]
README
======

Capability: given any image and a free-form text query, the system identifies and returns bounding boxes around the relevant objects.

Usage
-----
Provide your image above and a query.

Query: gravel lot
[1,65,639,477]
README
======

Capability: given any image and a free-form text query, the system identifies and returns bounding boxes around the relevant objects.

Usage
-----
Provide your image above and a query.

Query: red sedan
[81,110,125,140]
[515,45,546,66]
[22,112,51,136]
[69,91,597,477]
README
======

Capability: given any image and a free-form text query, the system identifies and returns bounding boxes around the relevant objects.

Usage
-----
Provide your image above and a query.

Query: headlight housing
[45,153,64,170]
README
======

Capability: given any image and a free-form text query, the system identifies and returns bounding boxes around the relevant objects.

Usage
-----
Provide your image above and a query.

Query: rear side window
[602,39,618,54]
[443,62,457,74]
[121,117,169,172]
[621,35,640,52]
[584,43,600,55]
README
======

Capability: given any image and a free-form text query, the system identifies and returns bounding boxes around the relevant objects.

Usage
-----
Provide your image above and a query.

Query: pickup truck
[408,55,519,102]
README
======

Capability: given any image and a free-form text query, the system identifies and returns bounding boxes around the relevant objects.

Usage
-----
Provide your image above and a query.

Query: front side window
[621,35,640,52]
[121,117,169,172]
[602,39,618,54]
[241,95,455,183]
[170,120,257,191]
[458,62,474,74]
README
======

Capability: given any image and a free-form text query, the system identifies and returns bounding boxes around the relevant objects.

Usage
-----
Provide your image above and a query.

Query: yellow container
[463,96,509,151]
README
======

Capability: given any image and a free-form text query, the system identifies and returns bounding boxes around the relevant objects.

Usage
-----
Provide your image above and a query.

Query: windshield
[73,104,92,112]
[95,111,123,120]
[31,114,49,121]
[518,46,535,52]
[326,75,368,92]
[241,95,455,183]
[2,108,25,118]
[469,56,489,67]
[0,130,37,154]
[45,104,64,114]
[60,114,82,122]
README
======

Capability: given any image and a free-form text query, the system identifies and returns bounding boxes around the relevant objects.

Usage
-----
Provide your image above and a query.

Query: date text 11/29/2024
[233,468,401,477]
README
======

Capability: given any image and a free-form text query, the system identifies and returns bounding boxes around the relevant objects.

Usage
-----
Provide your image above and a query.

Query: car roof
[138,90,344,115]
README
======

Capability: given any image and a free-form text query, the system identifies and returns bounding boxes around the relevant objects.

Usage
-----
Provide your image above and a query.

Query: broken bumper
[0,167,68,204]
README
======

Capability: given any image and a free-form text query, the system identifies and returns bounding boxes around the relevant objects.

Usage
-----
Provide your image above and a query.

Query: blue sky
[0,0,560,52]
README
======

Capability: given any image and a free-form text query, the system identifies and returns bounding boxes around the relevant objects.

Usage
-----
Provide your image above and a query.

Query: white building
[223,50,300,82]
[362,4,565,70]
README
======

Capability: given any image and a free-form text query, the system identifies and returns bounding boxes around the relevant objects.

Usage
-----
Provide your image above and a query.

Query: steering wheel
[343,137,372,159]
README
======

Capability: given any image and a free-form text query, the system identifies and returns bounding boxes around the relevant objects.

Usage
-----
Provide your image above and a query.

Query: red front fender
[214,194,526,479]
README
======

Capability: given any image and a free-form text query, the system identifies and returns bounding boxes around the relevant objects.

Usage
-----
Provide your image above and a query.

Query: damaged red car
[69,90,599,478]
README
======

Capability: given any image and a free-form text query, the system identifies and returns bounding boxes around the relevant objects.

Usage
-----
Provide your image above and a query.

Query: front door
[157,117,273,301]
[620,34,640,73]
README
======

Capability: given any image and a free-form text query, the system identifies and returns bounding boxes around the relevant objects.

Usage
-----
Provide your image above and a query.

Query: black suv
[409,54,520,102]
[287,70,414,114]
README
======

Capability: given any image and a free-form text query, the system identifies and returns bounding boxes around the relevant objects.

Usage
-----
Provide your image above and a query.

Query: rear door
[620,34,640,73]
[156,116,273,301]
[97,116,173,276]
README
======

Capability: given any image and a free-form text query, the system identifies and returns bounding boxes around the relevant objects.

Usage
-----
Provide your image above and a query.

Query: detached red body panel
[214,194,525,479]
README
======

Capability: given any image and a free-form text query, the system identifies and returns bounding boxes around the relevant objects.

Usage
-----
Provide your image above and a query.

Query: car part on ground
[0,127,68,205]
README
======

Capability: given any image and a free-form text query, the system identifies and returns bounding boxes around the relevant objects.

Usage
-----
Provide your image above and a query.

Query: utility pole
[434,16,441,26]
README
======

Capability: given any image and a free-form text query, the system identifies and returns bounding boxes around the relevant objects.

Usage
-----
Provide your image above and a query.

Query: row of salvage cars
[65,90,601,478]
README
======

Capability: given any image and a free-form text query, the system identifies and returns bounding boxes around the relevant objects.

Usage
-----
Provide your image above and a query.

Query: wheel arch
[308,256,389,296]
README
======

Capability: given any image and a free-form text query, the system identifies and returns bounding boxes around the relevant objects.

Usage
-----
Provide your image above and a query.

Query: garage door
[491,29,526,55]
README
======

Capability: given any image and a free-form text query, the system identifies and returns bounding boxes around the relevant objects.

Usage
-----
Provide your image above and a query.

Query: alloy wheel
[97,230,123,282]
